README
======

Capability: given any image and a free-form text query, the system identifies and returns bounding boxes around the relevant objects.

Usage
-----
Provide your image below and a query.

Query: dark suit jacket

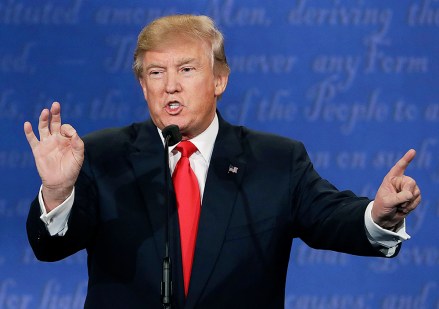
[27,114,388,308]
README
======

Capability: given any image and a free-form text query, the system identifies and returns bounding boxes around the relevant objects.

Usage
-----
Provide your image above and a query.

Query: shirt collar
[157,113,219,164]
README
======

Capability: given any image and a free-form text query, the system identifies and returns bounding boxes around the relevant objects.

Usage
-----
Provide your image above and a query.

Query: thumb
[71,131,85,154]
[60,123,77,138]
[387,190,414,207]
[60,124,84,164]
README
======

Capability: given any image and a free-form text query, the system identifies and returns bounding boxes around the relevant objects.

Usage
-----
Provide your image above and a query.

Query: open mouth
[165,101,183,114]
[168,102,181,110]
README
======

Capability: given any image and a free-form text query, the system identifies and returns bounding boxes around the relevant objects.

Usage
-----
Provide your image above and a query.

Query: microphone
[162,124,182,147]
[161,125,181,309]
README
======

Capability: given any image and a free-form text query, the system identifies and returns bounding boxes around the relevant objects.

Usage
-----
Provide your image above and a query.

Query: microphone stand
[161,125,181,309]
[162,134,173,309]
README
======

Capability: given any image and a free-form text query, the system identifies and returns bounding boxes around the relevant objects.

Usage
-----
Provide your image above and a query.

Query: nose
[165,71,182,94]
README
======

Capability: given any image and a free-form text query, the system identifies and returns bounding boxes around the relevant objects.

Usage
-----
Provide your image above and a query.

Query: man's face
[139,36,228,140]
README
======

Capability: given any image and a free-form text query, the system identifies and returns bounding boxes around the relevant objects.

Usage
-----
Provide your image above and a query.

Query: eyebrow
[144,57,198,71]
[177,57,197,66]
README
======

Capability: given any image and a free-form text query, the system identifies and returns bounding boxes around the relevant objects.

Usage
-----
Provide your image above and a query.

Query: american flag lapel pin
[228,164,238,174]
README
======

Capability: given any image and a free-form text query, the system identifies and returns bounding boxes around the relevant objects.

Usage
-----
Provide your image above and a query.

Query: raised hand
[24,102,84,212]
[372,149,421,230]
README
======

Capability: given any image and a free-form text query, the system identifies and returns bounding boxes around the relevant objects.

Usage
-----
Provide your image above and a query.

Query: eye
[148,70,164,79]
[181,67,195,73]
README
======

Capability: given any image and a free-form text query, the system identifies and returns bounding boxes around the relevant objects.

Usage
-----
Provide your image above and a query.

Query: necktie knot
[176,141,197,158]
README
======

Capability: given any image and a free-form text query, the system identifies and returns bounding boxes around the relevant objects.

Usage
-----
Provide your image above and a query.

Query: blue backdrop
[1,0,438,308]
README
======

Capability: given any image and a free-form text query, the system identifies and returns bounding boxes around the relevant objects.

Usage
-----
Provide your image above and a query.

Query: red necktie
[172,141,201,296]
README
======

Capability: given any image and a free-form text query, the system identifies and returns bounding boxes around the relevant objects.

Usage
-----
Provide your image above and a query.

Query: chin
[158,119,182,131]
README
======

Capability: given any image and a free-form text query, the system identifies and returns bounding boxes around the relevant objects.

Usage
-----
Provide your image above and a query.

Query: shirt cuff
[364,201,411,256]
[38,185,74,236]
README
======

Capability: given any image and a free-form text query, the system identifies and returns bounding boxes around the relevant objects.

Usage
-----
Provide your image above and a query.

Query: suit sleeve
[290,142,399,257]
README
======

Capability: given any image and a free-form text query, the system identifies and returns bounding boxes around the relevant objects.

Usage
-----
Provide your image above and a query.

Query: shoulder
[223,120,307,158]
[241,126,302,148]
[244,127,309,166]
[81,121,152,157]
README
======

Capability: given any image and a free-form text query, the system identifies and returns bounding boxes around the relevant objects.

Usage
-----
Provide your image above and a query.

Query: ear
[214,73,229,97]
[139,78,148,101]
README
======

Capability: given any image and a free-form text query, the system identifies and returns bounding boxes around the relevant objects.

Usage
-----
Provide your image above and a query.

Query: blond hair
[133,14,230,80]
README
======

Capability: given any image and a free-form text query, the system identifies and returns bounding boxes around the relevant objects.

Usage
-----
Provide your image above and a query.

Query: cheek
[142,79,165,100]
[193,79,215,99]
[143,89,162,109]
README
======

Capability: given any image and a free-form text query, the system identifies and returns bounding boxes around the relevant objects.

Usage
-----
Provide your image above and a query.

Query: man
[24,15,421,308]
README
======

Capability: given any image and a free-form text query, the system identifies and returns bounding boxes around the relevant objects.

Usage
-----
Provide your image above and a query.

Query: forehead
[143,35,212,64]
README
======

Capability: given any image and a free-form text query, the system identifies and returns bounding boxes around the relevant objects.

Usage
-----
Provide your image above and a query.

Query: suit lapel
[127,120,171,261]
[185,117,246,308]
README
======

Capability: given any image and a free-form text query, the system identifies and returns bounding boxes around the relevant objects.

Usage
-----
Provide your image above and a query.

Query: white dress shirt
[164,113,219,202]
[38,113,408,256]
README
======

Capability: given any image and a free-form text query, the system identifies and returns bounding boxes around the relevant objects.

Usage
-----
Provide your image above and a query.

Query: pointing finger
[386,149,416,178]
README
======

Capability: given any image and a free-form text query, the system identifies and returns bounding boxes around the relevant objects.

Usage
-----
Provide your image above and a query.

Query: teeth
[168,102,180,109]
